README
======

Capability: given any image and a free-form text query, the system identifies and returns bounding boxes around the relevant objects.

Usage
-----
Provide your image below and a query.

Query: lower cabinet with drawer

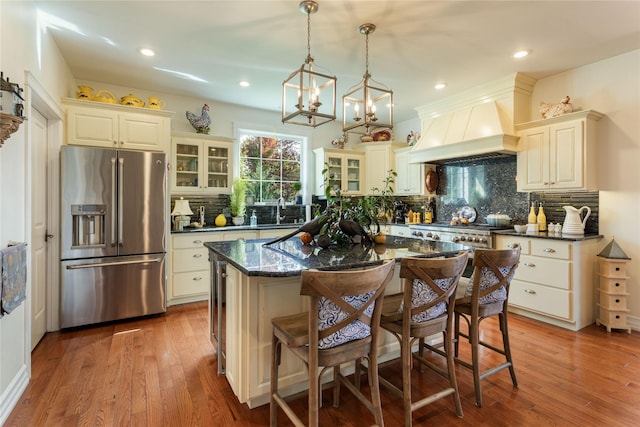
[169,230,259,305]
[495,235,600,331]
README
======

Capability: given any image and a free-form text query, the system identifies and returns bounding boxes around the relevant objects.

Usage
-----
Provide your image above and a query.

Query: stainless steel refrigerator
[60,146,167,328]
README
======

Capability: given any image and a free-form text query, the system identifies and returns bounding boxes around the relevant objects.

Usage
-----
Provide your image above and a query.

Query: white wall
[529,50,640,329]
[0,1,74,424]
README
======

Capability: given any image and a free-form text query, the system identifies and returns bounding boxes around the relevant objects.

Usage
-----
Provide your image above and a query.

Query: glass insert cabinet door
[206,145,229,189]
[346,157,361,193]
[326,153,362,194]
[175,142,200,189]
[171,136,233,193]
[327,155,343,192]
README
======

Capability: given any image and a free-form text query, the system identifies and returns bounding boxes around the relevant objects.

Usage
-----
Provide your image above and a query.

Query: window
[237,130,304,203]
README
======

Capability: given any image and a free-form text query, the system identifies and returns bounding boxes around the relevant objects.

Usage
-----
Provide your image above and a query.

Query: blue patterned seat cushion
[464,266,511,304]
[317,291,375,349]
[409,277,455,322]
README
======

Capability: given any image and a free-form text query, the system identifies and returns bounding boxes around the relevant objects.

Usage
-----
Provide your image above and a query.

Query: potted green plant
[230,177,247,225]
[293,181,303,204]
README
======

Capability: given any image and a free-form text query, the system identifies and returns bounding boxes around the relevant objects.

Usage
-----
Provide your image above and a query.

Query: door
[31,109,48,349]
[60,146,117,260]
[118,150,166,256]
[60,254,166,328]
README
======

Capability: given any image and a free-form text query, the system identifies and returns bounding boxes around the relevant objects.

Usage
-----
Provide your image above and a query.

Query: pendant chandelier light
[342,23,393,135]
[282,0,336,127]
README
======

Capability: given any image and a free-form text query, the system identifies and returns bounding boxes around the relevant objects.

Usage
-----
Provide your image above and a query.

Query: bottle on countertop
[528,202,537,224]
[250,210,257,227]
[537,202,547,231]
[428,197,437,223]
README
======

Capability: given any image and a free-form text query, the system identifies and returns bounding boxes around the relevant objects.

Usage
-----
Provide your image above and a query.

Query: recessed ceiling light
[434,82,447,90]
[239,80,250,87]
[139,48,155,57]
[513,50,529,59]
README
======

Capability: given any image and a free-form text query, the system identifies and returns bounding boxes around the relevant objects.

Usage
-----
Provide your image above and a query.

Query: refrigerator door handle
[111,157,117,247]
[118,157,124,247]
[65,256,163,270]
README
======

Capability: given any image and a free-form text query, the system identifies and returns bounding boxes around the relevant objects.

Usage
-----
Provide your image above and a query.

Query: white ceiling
[34,0,640,123]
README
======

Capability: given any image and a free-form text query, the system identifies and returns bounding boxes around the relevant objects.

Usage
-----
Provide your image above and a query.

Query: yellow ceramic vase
[215,214,227,227]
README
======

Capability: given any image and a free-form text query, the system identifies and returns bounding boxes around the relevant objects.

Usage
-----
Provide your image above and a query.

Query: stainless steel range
[408,223,505,249]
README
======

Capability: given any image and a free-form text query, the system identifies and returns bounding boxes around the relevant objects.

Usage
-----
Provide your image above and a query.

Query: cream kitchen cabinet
[394,146,424,195]
[355,141,406,194]
[313,148,364,196]
[63,98,172,152]
[516,110,603,192]
[171,134,233,194]
[169,230,259,305]
[495,234,599,331]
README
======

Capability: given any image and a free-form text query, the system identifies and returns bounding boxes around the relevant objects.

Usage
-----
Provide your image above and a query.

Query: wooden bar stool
[454,247,521,407]
[270,260,395,427]
[379,252,469,427]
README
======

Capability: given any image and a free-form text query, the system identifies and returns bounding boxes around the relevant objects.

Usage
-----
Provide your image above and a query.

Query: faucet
[276,197,286,225]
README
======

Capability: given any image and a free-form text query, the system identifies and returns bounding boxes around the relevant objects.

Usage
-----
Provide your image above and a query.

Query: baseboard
[627,314,640,332]
[0,364,29,425]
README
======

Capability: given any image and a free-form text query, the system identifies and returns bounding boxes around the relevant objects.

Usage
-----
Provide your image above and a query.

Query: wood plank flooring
[5,301,640,426]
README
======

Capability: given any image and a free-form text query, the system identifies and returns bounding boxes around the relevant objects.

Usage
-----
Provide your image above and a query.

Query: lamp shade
[171,198,193,216]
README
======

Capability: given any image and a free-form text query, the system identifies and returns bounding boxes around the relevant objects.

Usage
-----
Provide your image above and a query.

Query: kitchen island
[204,236,469,408]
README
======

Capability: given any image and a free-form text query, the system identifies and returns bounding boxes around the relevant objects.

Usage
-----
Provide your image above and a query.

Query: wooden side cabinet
[495,235,600,331]
[596,257,631,333]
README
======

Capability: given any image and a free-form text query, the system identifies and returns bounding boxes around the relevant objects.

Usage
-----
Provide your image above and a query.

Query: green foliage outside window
[239,133,302,203]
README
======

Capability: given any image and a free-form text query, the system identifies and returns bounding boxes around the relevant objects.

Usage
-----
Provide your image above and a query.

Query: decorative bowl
[514,224,527,233]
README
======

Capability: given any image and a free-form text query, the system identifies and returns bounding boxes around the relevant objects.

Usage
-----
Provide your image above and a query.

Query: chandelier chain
[365,32,369,76]
[306,9,312,60]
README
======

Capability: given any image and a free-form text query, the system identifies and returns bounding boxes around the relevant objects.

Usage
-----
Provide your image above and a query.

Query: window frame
[234,123,310,204]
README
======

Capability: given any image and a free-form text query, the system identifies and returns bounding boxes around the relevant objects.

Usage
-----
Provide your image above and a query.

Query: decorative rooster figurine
[186,104,211,134]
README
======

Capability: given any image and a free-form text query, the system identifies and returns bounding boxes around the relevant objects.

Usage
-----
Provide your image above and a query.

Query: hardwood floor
[6,301,639,426]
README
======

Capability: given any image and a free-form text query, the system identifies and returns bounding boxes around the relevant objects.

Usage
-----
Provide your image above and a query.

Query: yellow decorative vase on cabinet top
[215,214,227,227]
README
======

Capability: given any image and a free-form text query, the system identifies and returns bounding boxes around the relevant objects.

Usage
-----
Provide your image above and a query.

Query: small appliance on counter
[394,201,408,224]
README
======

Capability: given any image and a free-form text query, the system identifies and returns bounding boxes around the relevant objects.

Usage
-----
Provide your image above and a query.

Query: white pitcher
[562,205,591,234]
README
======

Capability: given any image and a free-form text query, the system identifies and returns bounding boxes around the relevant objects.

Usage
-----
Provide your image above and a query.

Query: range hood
[409,73,536,164]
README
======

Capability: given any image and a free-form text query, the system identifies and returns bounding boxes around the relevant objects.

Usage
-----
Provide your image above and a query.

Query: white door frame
[25,72,64,341]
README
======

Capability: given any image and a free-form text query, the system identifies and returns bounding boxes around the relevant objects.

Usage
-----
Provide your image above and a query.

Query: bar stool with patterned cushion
[270,260,395,427]
[379,252,469,426]
[454,247,521,407]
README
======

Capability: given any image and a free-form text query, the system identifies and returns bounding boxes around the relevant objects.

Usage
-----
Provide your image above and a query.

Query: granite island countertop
[204,237,471,277]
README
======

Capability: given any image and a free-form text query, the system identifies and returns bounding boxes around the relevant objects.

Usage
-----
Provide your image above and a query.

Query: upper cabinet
[516,110,603,192]
[63,98,172,152]
[394,146,424,195]
[313,148,364,196]
[171,133,233,194]
[355,141,407,194]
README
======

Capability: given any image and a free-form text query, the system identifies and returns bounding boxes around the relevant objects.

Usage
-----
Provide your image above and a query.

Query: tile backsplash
[171,155,599,233]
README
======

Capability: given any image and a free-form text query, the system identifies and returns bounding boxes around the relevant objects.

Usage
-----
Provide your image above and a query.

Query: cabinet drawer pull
[193,276,202,281]
[524,262,536,267]
[524,289,536,295]
[543,248,556,253]
[193,254,202,258]
[507,243,520,249]
[193,239,202,244]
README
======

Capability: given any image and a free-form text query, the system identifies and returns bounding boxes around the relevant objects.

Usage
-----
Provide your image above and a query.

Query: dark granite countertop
[204,237,471,277]
[493,230,603,241]
[172,223,299,234]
